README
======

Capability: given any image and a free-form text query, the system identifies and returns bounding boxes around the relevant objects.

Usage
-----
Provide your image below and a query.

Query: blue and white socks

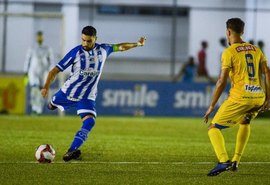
[68,117,95,152]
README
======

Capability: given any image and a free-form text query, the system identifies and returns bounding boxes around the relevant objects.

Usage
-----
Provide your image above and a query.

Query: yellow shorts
[211,99,262,128]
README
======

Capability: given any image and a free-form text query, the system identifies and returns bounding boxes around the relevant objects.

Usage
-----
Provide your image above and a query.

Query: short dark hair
[82,26,97,36]
[258,40,264,47]
[226,18,245,34]
[36,31,43,36]
[202,41,208,48]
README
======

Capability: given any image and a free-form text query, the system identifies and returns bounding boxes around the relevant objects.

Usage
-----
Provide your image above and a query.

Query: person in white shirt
[24,31,53,115]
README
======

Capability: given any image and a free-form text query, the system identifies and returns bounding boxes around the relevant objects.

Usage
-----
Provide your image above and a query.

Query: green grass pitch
[0,115,269,185]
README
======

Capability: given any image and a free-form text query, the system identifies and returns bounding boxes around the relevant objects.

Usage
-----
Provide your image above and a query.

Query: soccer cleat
[207,160,232,176]
[63,149,81,162]
[231,161,238,172]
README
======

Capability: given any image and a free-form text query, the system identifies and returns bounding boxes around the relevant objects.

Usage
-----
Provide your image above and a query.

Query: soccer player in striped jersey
[41,26,146,161]
[204,18,270,176]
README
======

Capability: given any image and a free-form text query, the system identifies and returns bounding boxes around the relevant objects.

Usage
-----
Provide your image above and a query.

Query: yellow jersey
[221,42,267,105]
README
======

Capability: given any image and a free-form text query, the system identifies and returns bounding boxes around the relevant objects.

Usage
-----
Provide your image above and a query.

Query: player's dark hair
[202,41,208,48]
[36,31,43,36]
[258,40,264,47]
[220,38,226,46]
[226,18,245,34]
[82,26,97,36]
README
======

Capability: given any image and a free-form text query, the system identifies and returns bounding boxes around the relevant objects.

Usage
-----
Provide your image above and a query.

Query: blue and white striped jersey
[56,43,113,101]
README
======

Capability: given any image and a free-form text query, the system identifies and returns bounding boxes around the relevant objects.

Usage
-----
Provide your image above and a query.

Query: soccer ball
[35,144,56,163]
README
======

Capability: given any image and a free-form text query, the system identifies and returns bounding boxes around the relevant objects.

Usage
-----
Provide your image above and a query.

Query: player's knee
[208,124,216,130]
[81,114,96,131]
[47,103,57,110]
[241,114,252,125]
[80,113,95,121]
[208,123,229,130]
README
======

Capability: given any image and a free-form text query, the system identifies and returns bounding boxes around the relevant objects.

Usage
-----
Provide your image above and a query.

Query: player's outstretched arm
[41,67,60,98]
[115,37,146,52]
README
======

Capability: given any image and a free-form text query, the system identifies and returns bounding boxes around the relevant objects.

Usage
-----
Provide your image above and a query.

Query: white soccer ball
[35,144,56,163]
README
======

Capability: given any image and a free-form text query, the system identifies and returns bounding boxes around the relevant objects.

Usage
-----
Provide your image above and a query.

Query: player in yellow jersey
[204,18,270,176]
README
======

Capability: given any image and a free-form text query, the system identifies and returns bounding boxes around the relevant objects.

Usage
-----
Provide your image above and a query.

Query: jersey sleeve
[221,49,232,69]
[24,48,32,73]
[260,50,267,65]
[56,46,80,71]
[100,44,114,57]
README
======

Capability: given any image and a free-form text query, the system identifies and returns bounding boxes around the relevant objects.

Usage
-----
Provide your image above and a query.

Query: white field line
[0,161,270,165]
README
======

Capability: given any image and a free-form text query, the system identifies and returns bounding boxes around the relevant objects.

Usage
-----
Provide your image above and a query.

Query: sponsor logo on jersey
[244,84,263,93]
[67,96,80,101]
[80,68,99,77]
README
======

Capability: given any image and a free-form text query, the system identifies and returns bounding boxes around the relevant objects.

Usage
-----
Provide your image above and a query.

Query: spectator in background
[219,38,227,57]
[173,56,196,83]
[218,38,228,72]
[248,39,254,45]
[197,41,214,82]
[258,40,265,53]
[24,31,54,115]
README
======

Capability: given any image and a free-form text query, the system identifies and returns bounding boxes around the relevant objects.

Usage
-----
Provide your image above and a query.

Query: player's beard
[83,46,90,51]
[83,44,94,51]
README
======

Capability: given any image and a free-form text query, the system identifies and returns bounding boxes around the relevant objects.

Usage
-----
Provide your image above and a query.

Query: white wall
[0,4,4,72]
[252,0,270,64]
[177,0,246,8]
[2,0,270,76]
[81,0,245,8]
[5,3,33,73]
[77,5,189,76]
[62,3,79,54]
[81,0,174,6]
[1,2,63,73]
[256,11,270,63]
[188,0,270,77]
[95,15,173,60]
[189,10,245,77]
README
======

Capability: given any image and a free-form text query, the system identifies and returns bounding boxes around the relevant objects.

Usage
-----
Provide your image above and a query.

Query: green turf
[0,116,269,185]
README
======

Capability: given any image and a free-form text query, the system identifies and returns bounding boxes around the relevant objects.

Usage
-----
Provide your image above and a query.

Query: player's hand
[203,105,214,124]
[137,37,146,47]
[41,88,49,98]
[262,99,270,112]
[23,75,29,86]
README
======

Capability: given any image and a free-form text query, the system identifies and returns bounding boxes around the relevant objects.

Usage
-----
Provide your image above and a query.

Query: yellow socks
[208,124,250,163]
[232,124,250,163]
[208,128,229,163]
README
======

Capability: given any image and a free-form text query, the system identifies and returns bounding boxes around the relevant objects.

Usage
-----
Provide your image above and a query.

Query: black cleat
[231,161,238,172]
[63,149,81,162]
[207,160,232,176]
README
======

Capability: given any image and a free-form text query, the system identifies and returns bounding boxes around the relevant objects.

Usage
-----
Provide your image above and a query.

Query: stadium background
[0,0,270,117]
